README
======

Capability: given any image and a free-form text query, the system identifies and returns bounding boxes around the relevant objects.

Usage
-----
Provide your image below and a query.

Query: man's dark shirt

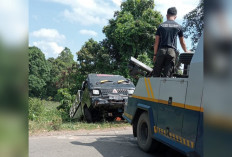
[155,20,183,50]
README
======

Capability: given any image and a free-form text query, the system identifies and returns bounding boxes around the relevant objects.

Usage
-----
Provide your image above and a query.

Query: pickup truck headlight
[127,89,134,95]
[92,89,100,95]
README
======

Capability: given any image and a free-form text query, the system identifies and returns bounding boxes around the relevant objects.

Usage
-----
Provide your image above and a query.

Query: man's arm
[154,35,160,55]
[153,35,160,62]
[179,36,190,53]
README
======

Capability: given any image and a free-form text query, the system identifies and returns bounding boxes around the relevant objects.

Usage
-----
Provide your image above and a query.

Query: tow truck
[123,36,203,157]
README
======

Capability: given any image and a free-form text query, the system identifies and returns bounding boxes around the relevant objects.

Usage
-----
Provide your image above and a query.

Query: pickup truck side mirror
[81,81,86,90]
[77,90,82,102]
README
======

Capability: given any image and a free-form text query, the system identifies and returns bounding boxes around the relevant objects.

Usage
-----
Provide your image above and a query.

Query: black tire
[133,123,137,137]
[137,112,159,152]
[84,106,92,123]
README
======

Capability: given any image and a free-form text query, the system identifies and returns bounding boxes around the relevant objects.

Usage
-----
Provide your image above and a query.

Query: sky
[29,0,200,59]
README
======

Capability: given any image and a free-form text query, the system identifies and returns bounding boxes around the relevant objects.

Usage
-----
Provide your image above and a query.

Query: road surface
[29,127,184,157]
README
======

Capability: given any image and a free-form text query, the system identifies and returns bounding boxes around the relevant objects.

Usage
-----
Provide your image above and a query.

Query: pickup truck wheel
[137,112,159,152]
[84,107,92,123]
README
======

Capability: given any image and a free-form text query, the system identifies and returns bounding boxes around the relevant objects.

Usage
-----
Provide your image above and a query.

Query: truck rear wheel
[133,123,137,137]
[137,112,159,152]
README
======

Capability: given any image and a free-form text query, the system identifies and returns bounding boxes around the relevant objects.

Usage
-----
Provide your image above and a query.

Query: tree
[46,47,77,98]
[46,57,60,98]
[77,39,113,75]
[102,0,163,76]
[137,52,153,68]
[57,47,74,67]
[55,47,75,89]
[76,39,119,90]
[182,0,204,50]
[28,46,77,99]
[77,39,101,75]
[29,46,50,97]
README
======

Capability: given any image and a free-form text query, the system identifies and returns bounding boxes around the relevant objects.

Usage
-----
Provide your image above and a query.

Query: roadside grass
[60,121,130,130]
[29,98,130,135]
[29,120,130,134]
[43,100,60,110]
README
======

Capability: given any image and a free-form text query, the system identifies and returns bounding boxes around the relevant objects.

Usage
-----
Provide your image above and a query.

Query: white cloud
[49,0,198,26]
[80,29,98,36]
[33,41,64,58]
[49,0,120,26]
[31,28,65,41]
[155,0,199,21]
[30,28,65,58]
[112,0,122,6]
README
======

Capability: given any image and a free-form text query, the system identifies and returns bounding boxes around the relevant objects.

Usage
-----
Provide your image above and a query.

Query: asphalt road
[29,127,184,157]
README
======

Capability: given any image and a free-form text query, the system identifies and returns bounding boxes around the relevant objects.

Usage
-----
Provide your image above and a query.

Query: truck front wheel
[137,112,159,152]
[84,106,92,123]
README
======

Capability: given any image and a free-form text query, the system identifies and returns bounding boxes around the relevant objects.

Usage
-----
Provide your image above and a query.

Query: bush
[28,97,44,121]
[55,88,75,121]
[29,98,63,132]
[47,96,53,101]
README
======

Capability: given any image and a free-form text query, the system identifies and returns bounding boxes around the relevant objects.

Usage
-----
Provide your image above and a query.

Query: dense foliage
[102,0,162,76]
[77,39,112,75]
[28,97,45,121]
[29,47,50,97]
[29,46,77,100]
[182,0,204,50]
[46,47,78,98]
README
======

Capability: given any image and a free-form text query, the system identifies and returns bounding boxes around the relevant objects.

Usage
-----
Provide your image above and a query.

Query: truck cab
[70,74,135,122]
[123,36,203,157]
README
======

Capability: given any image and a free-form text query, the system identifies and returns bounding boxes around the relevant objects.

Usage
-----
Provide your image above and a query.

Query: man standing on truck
[153,7,190,77]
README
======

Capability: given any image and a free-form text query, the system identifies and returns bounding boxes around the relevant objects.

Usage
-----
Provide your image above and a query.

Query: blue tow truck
[123,36,203,157]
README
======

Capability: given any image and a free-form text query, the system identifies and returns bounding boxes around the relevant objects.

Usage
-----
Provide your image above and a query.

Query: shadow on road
[70,134,186,157]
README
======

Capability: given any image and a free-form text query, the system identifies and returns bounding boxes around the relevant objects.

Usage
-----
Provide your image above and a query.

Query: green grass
[43,100,60,110]
[29,121,130,134]
[60,121,130,130]
[29,98,130,134]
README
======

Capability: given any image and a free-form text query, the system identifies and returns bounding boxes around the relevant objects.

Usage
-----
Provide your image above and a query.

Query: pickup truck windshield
[88,74,134,88]
[96,80,114,85]
[117,80,130,84]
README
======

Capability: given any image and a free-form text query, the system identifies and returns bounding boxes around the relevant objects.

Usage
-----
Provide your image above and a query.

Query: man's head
[167,7,177,20]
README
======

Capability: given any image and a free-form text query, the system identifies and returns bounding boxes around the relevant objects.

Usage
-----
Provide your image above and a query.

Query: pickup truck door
[70,90,82,119]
